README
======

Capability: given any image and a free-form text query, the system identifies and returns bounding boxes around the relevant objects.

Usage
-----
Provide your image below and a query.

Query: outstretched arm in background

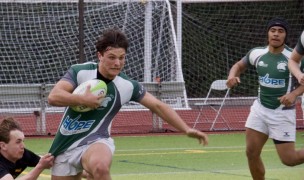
[140,92,208,146]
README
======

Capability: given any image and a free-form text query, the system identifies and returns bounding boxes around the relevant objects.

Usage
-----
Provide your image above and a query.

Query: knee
[278,150,304,167]
[92,162,110,176]
[280,157,298,167]
[281,160,297,166]
[246,146,261,160]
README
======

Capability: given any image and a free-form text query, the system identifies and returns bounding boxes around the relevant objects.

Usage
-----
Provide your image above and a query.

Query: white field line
[25,145,303,179]
[111,166,304,177]
[24,166,304,179]
[115,144,277,152]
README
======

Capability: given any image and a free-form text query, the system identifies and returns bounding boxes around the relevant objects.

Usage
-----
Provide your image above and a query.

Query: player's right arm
[288,49,304,85]
[48,80,101,109]
[226,59,247,88]
[288,31,304,85]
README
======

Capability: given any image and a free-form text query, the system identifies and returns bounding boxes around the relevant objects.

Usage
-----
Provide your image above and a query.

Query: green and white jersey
[243,45,297,109]
[49,62,146,156]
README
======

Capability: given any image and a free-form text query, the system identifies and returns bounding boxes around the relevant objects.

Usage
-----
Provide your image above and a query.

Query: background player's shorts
[51,137,115,176]
[245,100,296,142]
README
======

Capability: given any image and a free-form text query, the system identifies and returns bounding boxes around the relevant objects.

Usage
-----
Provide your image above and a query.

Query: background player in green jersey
[226,17,304,180]
[0,117,54,180]
[48,28,209,180]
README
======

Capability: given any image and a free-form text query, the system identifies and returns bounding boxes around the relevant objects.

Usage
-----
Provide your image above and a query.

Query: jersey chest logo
[259,73,285,88]
[277,62,287,72]
[60,115,95,135]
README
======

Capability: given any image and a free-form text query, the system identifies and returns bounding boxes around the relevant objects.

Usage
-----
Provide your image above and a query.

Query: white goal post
[0,0,188,135]
[0,0,189,108]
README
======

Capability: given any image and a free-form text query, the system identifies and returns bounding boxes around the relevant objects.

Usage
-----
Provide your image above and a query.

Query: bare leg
[81,143,113,180]
[82,170,93,180]
[275,142,304,166]
[246,128,268,180]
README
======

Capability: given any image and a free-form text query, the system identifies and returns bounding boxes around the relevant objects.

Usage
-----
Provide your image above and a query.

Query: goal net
[1,0,304,135]
[180,0,304,130]
[0,0,186,135]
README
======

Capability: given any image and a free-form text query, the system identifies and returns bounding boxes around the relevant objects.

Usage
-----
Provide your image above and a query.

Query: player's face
[268,26,286,48]
[98,47,126,80]
[4,130,25,162]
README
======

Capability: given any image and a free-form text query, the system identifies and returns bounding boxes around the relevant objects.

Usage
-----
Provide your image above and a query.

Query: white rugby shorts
[245,100,296,142]
[51,137,115,176]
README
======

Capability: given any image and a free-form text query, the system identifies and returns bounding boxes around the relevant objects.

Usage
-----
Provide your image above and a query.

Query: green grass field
[24,132,304,180]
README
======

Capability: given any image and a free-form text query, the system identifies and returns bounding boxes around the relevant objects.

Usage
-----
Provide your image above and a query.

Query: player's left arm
[279,85,304,106]
[139,92,208,145]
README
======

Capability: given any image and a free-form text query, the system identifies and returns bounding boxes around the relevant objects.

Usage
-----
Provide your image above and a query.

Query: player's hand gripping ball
[71,79,107,112]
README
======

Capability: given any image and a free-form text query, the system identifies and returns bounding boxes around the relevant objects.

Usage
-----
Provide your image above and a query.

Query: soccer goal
[0,0,188,135]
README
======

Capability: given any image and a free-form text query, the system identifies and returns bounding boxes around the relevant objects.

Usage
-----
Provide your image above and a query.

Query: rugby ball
[71,79,107,112]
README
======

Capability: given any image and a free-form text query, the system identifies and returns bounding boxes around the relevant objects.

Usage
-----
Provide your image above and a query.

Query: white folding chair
[193,80,231,130]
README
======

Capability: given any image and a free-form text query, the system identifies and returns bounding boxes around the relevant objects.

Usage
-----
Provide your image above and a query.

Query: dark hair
[95,28,129,55]
[267,17,289,35]
[0,117,22,143]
